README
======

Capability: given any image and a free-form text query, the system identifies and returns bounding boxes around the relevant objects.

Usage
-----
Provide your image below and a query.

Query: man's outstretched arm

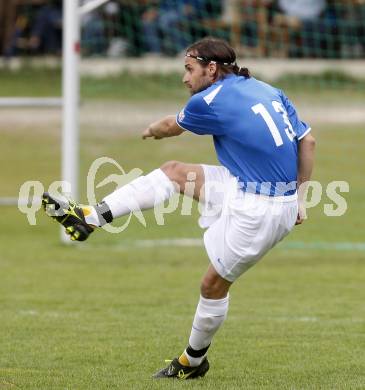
[142,115,184,139]
[296,132,316,225]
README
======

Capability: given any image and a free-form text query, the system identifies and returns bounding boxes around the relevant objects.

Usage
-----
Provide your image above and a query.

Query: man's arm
[142,115,184,140]
[296,132,316,225]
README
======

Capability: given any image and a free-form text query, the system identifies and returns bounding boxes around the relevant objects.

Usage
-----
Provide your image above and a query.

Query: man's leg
[153,264,231,379]
[88,160,204,224]
[160,160,205,200]
[42,161,205,240]
[180,265,231,365]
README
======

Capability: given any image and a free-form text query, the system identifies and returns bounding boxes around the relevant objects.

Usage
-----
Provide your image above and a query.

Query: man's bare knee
[200,266,232,299]
[200,279,230,299]
[200,280,215,299]
[160,160,185,188]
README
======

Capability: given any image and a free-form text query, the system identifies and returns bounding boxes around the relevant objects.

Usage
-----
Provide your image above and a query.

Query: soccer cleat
[153,357,209,380]
[42,192,94,241]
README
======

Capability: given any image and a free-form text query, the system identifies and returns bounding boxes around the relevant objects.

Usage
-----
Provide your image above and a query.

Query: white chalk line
[17,310,79,318]
[81,239,365,252]
[15,310,364,324]
[255,316,364,324]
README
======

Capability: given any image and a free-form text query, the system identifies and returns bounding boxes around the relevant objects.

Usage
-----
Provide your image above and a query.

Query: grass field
[0,69,365,389]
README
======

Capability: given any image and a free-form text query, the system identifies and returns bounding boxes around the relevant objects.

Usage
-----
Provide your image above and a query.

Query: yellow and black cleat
[42,192,94,242]
[153,357,209,380]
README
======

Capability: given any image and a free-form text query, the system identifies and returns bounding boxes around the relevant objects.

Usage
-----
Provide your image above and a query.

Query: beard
[190,71,213,95]
[190,81,212,95]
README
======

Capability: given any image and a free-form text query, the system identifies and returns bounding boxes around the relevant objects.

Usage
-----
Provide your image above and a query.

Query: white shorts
[199,165,298,282]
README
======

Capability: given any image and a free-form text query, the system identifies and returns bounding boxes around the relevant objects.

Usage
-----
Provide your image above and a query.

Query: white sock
[100,168,176,220]
[83,206,100,227]
[181,347,208,367]
[186,294,229,365]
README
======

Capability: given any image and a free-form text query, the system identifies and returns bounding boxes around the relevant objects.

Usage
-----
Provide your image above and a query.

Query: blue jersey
[176,75,311,196]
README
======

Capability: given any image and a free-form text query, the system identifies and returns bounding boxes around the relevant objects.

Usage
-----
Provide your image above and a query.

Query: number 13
[252,101,296,146]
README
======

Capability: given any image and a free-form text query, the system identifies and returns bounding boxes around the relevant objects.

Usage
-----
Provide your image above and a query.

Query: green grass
[0,75,364,388]
[1,212,364,389]
[1,68,364,103]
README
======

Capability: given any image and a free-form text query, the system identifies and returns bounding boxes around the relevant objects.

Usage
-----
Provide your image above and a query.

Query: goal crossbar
[79,0,110,15]
[0,97,62,107]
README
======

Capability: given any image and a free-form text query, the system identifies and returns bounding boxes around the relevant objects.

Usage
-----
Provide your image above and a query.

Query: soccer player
[42,37,315,379]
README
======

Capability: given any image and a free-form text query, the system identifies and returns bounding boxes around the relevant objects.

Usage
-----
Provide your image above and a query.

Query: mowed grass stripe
[79,239,365,251]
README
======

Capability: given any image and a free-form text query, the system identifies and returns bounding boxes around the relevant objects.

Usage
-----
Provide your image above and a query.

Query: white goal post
[62,0,80,206]
[62,0,111,205]
[60,0,112,242]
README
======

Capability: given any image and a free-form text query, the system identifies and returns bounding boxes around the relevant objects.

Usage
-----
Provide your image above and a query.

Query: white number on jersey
[251,101,296,146]
[272,100,296,141]
[251,103,283,146]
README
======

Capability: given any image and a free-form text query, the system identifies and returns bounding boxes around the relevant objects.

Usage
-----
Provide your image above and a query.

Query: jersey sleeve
[280,90,311,140]
[176,94,223,136]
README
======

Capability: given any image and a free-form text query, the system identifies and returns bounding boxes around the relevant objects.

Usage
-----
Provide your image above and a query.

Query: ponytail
[232,63,250,78]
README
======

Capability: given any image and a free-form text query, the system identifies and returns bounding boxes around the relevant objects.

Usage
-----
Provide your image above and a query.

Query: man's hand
[295,213,304,225]
[142,115,184,140]
[142,125,163,140]
[295,201,307,225]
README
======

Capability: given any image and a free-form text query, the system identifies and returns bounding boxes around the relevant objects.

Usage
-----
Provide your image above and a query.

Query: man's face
[182,55,215,95]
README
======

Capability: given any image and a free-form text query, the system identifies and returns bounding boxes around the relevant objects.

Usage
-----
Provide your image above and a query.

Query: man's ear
[208,62,217,77]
